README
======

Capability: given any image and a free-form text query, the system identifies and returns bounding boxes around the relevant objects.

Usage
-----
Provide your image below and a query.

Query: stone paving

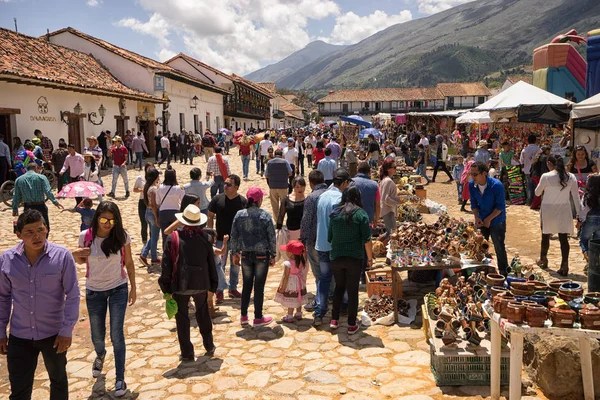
[0,153,551,399]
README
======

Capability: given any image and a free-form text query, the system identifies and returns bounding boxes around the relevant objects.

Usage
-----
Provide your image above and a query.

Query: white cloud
[325,9,412,45]
[116,0,340,75]
[157,48,177,62]
[418,0,474,15]
[87,0,101,7]
[115,13,171,48]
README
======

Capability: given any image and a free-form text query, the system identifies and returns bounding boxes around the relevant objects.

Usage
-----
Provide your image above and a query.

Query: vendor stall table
[391,261,495,322]
[483,302,600,400]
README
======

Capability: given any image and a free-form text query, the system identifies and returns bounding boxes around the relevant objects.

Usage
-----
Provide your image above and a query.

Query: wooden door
[68,114,82,152]
[0,115,11,145]
[116,119,125,136]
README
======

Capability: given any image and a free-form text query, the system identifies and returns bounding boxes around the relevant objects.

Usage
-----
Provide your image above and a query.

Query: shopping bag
[164,293,178,319]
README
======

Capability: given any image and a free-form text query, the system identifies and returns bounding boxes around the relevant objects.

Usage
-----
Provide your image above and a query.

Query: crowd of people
[0,121,596,399]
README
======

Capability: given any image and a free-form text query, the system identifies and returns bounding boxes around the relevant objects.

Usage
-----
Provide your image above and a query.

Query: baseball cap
[287,137,294,142]
[279,240,305,256]
[246,187,266,203]
[333,168,353,183]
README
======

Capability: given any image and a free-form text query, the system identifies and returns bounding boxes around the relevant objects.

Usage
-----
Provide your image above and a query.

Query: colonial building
[280,101,306,128]
[256,82,285,129]
[0,28,164,153]
[436,82,492,110]
[46,27,230,153]
[164,53,273,132]
[317,87,445,120]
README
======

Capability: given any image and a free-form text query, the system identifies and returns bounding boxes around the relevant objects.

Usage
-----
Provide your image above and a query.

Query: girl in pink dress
[274,240,308,322]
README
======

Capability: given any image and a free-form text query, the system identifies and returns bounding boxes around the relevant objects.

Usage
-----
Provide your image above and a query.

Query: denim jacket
[229,205,276,259]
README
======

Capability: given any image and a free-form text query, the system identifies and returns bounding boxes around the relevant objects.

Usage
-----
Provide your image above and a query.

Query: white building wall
[166,58,234,91]
[49,32,155,94]
[0,81,141,149]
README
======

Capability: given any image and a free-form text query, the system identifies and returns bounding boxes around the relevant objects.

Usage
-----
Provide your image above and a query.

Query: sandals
[294,312,303,321]
[282,315,295,323]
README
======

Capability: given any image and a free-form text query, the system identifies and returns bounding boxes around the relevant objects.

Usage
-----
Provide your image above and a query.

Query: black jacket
[159,228,218,294]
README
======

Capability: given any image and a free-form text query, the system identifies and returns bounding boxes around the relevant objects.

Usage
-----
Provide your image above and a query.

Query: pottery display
[507,302,526,324]
[558,282,584,302]
[580,304,600,330]
[584,292,600,306]
[525,304,548,327]
[486,273,506,287]
[548,279,572,291]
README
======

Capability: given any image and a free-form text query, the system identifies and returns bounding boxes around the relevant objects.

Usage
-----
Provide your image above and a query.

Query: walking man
[520,134,540,206]
[317,148,336,186]
[34,129,54,161]
[158,132,171,167]
[265,149,292,219]
[132,132,148,171]
[159,205,217,360]
[207,175,247,304]
[431,135,453,183]
[259,134,273,176]
[107,136,130,198]
[12,163,64,231]
[59,143,86,205]
[326,136,342,166]
[202,131,216,163]
[283,138,298,193]
[468,161,509,275]
[0,209,80,400]
[206,147,231,198]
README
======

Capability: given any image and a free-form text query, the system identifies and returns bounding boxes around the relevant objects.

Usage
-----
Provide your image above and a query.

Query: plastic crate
[429,343,510,386]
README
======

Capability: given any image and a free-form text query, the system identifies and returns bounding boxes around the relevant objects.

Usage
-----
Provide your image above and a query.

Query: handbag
[576,166,586,196]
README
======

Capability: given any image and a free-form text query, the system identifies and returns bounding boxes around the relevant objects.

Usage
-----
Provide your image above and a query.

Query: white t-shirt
[305,136,317,149]
[156,184,184,211]
[283,147,298,165]
[418,137,429,147]
[134,175,145,200]
[160,136,170,149]
[259,140,273,156]
[79,231,130,291]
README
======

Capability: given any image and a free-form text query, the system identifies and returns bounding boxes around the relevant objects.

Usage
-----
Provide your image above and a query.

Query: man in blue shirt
[313,168,353,326]
[468,161,509,275]
[317,148,337,186]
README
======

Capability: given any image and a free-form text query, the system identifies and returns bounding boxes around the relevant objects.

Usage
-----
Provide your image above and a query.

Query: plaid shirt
[206,155,231,177]
[299,183,328,248]
[41,136,54,160]
[12,171,58,214]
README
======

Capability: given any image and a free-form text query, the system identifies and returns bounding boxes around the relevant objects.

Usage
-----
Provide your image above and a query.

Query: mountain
[269,0,600,90]
[244,40,347,83]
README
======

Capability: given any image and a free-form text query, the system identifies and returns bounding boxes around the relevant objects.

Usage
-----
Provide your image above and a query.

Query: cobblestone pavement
[0,154,548,399]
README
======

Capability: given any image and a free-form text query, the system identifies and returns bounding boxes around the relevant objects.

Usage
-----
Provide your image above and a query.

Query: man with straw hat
[159,204,217,361]
[474,140,491,166]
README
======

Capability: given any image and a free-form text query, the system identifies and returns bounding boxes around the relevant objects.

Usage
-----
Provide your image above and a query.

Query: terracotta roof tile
[317,87,444,103]
[0,28,162,102]
[231,74,275,98]
[46,28,230,95]
[164,52,232,81]
[436,82,491,97]
[256,82,276,93]
[506,75,532,85]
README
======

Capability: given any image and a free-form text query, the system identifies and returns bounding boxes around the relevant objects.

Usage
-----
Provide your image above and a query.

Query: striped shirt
[12,171,58,214]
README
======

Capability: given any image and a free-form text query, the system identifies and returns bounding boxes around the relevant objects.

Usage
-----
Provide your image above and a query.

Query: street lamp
[74,103,83,115]
[190,95,199,109]
[60,102,83,124]
[88,104,106,125]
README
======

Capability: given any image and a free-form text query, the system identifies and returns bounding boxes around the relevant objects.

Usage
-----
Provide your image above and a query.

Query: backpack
[83,228,125,279]
[202,135,213,147]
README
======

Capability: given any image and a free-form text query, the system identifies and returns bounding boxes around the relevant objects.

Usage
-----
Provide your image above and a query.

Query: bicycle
[0,163,56,207]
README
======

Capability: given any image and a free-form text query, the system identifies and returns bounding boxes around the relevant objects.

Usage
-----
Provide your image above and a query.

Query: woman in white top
[82,152,102,203]
[534,155,580,276]
[72,201,136,397]
[156,167,184,244]
[133,163,154,244]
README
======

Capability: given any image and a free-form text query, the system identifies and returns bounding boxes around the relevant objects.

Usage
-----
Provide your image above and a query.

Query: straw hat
[82,151,95,159]
[478,140,488,148]
[175,205,208,227]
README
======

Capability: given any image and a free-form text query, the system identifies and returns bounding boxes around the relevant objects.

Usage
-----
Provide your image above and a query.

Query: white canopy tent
[571,92,600,120]
[455,111,509,124]
[474,80,572,123]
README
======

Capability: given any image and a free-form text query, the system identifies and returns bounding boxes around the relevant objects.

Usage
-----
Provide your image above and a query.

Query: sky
[0,0,474,76]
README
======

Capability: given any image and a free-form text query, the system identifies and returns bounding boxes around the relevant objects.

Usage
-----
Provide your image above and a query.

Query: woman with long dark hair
[579,175,600,284]
[156,167,184,245]
[133,163,154,244]
[276,176,306,241]
[140,168,161,265]
[567,145,598,195]
[379,158,400,237]
[327,186,373,334]
[534,155,580,276]
[72,201,136,397]
[312,140,325,168]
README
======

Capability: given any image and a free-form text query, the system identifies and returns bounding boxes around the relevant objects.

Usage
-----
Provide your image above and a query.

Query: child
[275,240,308,322]
[452,156,465,203]
[305,143,313,168]
[489,160,498,179]
[414,144,430,184]
[75,198,95,231]
[203,228,229,317]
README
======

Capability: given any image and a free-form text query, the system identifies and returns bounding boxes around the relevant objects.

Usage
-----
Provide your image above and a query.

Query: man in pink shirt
[59,144,85,205]
[107,136,130,198]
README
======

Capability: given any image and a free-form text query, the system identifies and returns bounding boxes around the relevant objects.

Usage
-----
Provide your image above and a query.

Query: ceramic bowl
[584,292,600,306]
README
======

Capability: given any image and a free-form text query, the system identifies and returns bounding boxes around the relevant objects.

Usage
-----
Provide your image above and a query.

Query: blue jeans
[86,283,128,381]
[241,155,250,178]
[480,222,508,275]
[255,150,261,173]
[240,251,270,319]
[315,251,332,318]
[416,164,430,182]
[111,165,129,194]
[525,173,534,205]
[211,176,225,198]
[215,240,239,292]
[306,244,321,309]
[142,210,160,260]
[580,213,600,253]
[135,152,143,169]
[456,182,464,201]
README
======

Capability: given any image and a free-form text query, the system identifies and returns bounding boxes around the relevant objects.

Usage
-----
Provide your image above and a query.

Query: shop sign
[29,96,56,121]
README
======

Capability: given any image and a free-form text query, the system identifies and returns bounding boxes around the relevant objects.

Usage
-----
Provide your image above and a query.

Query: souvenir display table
[483,302,600,400]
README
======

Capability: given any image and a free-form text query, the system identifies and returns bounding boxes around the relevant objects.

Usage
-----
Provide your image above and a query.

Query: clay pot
[463,327,482,346]
[507,302,526,324]
[558,282,584,301]
[511,287,534,297]
[486,273,505,287]
[490,286,507,299]
[500,298,516,319]
[549,279,571,291]
[584,292,600,306]
[550,305,576,328]
[529,280,549,291]
[511,281,536,292]
[580,304,600,330]
[525,304,548,327]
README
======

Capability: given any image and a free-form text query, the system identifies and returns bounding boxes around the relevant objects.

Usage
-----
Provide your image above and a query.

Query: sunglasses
[98,217,116,226]
[224,182,233,187]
